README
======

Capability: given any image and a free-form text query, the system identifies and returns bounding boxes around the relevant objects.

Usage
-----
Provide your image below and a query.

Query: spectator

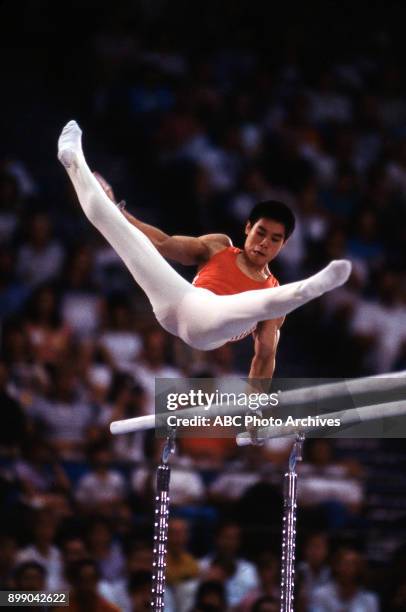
[85,516,125,584]
[16,508,63,591]
[99,374,147,463]
[98,294,142,370]
[23,284,72,366]
[60,245,101,337]
[13,560,46,591]
[166,518,200,612]
[349,269,406,373]
[251,596,279,612]
[127,570,152,612]
[199,522,259,607]
[131,328,182,415]
[190,579,228,612]
[296,533,331,611]
[237,551,280,612]
[310,547,380,612]
[75,441,127,516]
[16,212,64,288]
[298,438,364,527]
[29,362,95,460]
[132,438,205,508]
[14,435,71,509]
[55,559,120,612]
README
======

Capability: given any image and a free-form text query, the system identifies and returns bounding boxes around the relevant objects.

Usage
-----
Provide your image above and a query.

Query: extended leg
[57,121,190,324]
[176,261,351,350]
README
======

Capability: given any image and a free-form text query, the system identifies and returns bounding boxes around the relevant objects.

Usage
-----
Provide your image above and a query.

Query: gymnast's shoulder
[198,233,233,257]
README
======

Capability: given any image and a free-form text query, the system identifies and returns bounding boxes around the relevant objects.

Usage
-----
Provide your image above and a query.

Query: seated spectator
[167,518,200,585]
[75,441,127,516]
[298,439,364,525]
[190,579,228,612]
[199,522,258,608]
[75,337,113,407]
[349,269,406,373]
[310,547,380,611]
[98,294,142,370]
[16,508,63,591]
[16,212,64,288]
[296,532,331,611]
[55,559,120,612]
[208,446,267,506]
[23,284,72,366]
[60,535,88,587]
[127,570,152,612]
[85,516,125,583]
[59,245,101,337]
[166,518,200,612]
[1,323,47,408]
[13,560,46,591]
[132,438,205,508]
[14,435,71,509]
[98,374,147,463]
[347,210,384,269]
[251,595,279,612]
[96,539,154,612]
[131,328,182,415]
[29,362,95,460]
[236,551,280,611]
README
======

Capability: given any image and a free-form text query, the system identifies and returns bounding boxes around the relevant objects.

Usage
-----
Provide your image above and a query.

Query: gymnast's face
[244,217,286,266]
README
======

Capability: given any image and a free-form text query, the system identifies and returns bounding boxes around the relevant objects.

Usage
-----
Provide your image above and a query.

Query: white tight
[58,121,351,351]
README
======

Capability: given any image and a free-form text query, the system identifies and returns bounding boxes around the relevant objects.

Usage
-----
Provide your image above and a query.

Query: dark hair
[14,561,46,581]
[252,595,279,611]
[195,580,226,603]
[67,558,100,584]
[248,200,295,240]
[128,570,152,593]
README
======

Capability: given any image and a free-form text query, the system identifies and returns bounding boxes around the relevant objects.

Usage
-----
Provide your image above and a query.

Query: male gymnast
[58,121,351,379]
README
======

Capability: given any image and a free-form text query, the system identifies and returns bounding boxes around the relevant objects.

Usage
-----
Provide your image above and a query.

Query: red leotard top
[192,246,279,341]
[192,246,279,295]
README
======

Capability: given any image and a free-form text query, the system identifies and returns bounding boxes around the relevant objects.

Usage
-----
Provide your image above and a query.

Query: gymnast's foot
[299,260,352,299]
[57,120,83,169]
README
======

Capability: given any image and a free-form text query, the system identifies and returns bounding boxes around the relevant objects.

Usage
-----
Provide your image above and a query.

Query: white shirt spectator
[99,330,142,370]
[61,292,101,337]
[131,362,181,415]
[199,556,259,607]
[132,458,205,506]
[298,463,363,507]
[75,470,126,506]
[17,241,64,288]
[350,300,406,372]
[16,545,63,591]
[310,581,380,611]
[30,397,94,450]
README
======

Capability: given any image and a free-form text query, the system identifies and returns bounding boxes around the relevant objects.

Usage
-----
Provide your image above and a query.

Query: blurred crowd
[2,1,406,610]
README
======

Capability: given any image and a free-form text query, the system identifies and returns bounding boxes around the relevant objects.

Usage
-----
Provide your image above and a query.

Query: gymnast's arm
[248,317,284,380]
[93,171,231,265]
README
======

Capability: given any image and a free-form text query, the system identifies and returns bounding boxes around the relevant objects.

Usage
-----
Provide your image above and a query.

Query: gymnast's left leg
[174,260,351,350]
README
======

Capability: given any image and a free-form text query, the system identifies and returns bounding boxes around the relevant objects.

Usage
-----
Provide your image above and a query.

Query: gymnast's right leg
[57,120,190,330]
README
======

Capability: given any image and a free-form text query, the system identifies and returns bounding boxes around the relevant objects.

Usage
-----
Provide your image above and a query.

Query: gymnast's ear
[245,221,252,235]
